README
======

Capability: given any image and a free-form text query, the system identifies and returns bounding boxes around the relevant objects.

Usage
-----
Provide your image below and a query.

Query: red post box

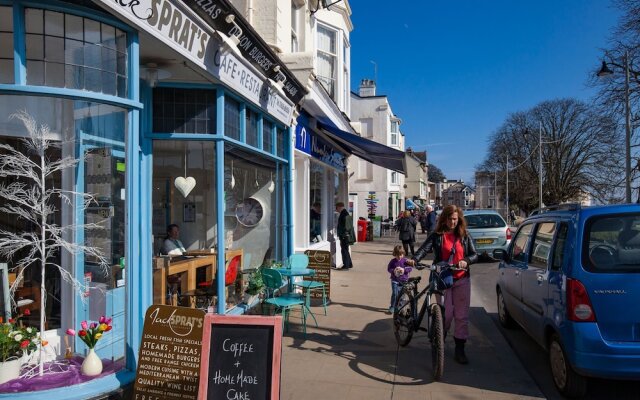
[357,219,368,242]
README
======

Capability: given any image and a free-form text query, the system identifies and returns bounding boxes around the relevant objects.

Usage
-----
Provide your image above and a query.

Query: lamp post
[598,51,632,203]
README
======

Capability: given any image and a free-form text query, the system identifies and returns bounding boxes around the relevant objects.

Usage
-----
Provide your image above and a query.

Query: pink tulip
[99,316,106,324]
[89,322,97,329]
[81,321,88,330]
[66,329,76,336]
[105,317,113,326]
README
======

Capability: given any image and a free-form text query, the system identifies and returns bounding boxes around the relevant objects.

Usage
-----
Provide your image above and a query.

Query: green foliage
[0,314,39,362]
[245,267,266,295]
[428,164,446,183]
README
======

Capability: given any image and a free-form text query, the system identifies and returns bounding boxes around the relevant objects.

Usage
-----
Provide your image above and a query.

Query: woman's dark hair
[435,205,468,237]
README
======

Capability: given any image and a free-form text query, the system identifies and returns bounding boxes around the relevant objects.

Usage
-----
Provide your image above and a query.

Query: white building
[405,149,428,207]
[350,79,406,220]
[435,178,464,207]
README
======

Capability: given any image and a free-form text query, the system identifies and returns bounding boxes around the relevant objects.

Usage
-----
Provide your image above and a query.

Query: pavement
[278,233,546,400]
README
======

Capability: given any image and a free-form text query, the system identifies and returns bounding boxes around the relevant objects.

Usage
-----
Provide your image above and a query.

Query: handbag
[430,237,458,290]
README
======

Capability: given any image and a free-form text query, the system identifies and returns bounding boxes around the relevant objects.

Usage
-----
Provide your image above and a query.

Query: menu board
[198,315,282,400]
[133,305,206,400]
[304,250,331,301]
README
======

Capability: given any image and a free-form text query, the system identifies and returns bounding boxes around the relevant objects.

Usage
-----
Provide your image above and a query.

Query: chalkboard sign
[304,250,331,302]
[133,305,206,400]
[198,315,282,400]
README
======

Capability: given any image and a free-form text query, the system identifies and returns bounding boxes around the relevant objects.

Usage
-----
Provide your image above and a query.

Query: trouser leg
[340,238,352,268]
[444,276,471,340]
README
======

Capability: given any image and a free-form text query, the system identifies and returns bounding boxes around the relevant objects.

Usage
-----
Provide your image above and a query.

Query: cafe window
[224,96,241,140]
[310,161,324,242]
[225,144,283,268]
[153,88,216,134]
[0,94,128,363]
[246,108,259,147]
[0,7,14,84]
[24,8,128,96]
[276,126,286,158]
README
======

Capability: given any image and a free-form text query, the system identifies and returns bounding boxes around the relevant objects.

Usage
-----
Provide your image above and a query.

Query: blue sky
[349,0,621,183]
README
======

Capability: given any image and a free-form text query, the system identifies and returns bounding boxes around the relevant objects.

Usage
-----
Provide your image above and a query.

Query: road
[472,260,640,399]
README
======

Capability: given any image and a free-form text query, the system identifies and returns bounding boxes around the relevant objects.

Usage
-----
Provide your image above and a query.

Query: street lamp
[598,51,632,203]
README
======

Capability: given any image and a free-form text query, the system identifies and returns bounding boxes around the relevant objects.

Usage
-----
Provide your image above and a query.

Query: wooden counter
[152,249,243,307]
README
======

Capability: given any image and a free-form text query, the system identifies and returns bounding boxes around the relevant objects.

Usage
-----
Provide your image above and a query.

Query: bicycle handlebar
[414,262,466,271]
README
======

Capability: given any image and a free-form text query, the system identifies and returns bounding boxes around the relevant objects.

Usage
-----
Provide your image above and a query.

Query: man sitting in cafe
[160,224,186,255]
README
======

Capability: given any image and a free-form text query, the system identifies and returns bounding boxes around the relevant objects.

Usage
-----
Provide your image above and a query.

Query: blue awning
[317,120,407,174]
[405,199,423,210]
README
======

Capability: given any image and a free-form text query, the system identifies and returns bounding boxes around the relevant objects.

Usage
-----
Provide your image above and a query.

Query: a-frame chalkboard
[198,315,283,400]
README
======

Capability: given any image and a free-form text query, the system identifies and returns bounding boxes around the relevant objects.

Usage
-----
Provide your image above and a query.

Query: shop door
[75,131,126,361]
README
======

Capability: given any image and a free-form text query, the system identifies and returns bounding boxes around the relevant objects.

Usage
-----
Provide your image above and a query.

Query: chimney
[359,79,376,97]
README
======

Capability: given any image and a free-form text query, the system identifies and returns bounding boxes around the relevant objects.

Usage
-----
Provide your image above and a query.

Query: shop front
[0,0,304,398]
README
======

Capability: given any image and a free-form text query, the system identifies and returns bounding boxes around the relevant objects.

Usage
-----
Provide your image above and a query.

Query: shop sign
[295,123,346,172]
[133,305,205,400]
[198,314,282,400]
[95,0,294,125]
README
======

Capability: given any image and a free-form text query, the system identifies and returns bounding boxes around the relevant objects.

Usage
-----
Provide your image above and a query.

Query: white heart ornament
[174,176,196,198]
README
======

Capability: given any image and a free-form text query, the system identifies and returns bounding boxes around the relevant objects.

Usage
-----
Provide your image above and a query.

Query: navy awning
[317,120,407,174]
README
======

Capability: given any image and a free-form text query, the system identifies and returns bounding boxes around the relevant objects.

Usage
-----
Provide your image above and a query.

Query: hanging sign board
[304,250,331,302]
[198,314,282,400]
[133,305,206,400]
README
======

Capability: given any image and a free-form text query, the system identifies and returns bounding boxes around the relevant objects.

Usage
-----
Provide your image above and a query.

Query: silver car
[464,210,511,256]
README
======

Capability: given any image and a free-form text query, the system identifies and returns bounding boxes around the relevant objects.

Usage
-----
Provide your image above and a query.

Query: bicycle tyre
[429,303,444,380]
[393,288,415,346]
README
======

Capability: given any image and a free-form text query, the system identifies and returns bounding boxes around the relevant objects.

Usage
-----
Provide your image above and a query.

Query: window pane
[511,224,533,262]
[84,18,100,44]
[45,35,64,63]
[26,34,44,60]
[85,66,101,92]
[65,64,83,89]
[276,126,285,158]
[551,223,568,270]
[152,88,215,134]
[102,47,117,73]
[65,14,83,40]
[224,96,240,140]
[530,222,555,268]
[0,6,13,30]
[318,25,336,54]
[584,214,640,272]
[65,38,84,65]
[84,43,101,68]
[310,161,323,241]
[26,60,44,85]
[0,59,13,83]
[246,108,259,147]
[45,61,65,87]
[44,10,64,37]
[262,120,272,153]
[101,23,116,49]
[25,9,43,34]
[102,71,116,95]
[0,32,13,58]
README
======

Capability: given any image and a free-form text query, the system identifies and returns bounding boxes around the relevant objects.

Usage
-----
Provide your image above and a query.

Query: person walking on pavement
[425,205,437,236]
[387,245,415,314]
[336,202,355,269]
[397,210,417,256]
[413,205,478,364]
[419,210,428,234]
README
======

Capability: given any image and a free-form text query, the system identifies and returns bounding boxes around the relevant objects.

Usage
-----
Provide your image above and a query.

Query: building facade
[442,182,476,209]
[435,178,463,207]
[0,0,306,398]
[349,79,406,220]
[404,148,428,208]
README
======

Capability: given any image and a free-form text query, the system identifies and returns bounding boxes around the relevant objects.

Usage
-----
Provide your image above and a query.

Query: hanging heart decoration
[174,176,196,198]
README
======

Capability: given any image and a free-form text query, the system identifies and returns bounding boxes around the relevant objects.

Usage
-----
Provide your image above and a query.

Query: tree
[428,163,446,183]
[0,111,108,375]
[591,0,640,201]
[477,99,621,214]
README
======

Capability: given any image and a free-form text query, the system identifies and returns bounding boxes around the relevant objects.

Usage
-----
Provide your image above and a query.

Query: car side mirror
[493,249,507,261]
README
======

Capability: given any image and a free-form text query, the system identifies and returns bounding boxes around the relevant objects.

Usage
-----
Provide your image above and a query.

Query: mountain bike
[392,262,462,380]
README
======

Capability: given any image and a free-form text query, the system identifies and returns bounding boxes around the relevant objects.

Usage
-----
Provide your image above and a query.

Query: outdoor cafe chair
[288,253,328,319]
[261,268,306,334]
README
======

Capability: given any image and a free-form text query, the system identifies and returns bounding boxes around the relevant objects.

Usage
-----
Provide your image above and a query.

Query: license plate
[476,238,494,244]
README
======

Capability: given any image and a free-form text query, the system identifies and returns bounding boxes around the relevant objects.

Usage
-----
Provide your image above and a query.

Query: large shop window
[310,161,324,242]
[0,7,14,84]
[24,9,128,96]
[153,88,216,134]
[0,95,127,364]
[225,145,284,268]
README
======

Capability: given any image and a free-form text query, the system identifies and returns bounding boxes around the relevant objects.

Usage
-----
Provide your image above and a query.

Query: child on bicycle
[387,245,415,314]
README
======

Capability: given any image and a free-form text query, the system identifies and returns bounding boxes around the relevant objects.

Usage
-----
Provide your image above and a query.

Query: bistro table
[275,267,318,325]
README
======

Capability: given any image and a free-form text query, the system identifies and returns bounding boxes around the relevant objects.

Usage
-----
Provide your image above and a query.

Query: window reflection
[310,161,323,242]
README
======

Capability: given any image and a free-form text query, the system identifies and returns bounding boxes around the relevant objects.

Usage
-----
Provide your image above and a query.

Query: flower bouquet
[0,310,39,384]
[66,316,112,376]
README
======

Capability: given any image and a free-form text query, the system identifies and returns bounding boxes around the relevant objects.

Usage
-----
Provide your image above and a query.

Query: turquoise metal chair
[261,268,306,334]
[288,254,328,319]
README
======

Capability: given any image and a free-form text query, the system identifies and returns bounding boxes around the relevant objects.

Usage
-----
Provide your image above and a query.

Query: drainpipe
[247,0,254,24]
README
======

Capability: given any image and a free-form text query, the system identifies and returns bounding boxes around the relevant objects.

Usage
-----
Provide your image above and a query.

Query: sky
[349,0,622,183]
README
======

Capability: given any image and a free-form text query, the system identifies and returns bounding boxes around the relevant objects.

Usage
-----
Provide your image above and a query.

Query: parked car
[494,203,640,398]
[463,209,511,257]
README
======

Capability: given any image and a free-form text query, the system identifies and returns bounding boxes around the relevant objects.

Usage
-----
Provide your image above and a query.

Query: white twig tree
[0,111,109,376]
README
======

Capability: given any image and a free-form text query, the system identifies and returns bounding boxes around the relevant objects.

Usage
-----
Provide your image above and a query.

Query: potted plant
[66,316,113,376]
[0,311,39,384]
[243,268,265,305]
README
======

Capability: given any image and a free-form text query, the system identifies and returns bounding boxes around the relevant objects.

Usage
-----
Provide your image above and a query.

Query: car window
[551,222,568,271]
[510,223,533,262]
[583,213,640,273]
[466,214,506,229]
[530,222,556,268]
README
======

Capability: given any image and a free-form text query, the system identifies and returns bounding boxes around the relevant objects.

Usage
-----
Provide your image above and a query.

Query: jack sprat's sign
[95,0,299,124]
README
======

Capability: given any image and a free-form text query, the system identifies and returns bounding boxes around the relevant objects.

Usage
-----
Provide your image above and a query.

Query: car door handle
[515,270,520,276]
[537,274,544,283]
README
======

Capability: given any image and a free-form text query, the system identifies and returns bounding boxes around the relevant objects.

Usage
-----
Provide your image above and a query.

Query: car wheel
[549,333,587,398]
[497,289,515,328]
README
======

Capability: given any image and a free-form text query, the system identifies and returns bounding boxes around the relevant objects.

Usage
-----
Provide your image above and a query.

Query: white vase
[0,358,22,384]
[81,348,103,377]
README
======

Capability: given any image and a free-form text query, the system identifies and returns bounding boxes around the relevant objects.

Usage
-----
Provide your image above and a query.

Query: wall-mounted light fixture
[215,14,244,57]
[310,0,344,15]
[140,62,171,88]
[268,65,287,96]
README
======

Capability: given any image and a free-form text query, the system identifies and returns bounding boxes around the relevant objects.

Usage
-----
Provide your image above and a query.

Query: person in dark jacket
[425,205,437,235]
[336,202,354,269]
[397,210,417,256]
[413,205,478,365]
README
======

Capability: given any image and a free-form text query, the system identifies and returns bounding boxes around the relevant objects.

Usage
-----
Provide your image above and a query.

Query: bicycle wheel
[393,288,415,346]
[429,303,444,380]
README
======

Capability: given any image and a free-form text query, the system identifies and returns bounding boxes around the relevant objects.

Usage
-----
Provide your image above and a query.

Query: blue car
[494,203,640,398]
